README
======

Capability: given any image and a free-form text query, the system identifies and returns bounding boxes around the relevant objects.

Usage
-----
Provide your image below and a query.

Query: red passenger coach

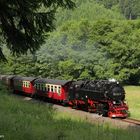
[13,76,37,95]
[34,78,72,102]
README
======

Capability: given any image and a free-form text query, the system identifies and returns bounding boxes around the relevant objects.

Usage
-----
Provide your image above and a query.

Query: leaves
[1,1,140,84]
[0,0,75,60]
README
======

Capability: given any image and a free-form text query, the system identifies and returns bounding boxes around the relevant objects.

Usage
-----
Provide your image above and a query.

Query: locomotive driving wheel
[102,103,109,117]
[96,103,109,117]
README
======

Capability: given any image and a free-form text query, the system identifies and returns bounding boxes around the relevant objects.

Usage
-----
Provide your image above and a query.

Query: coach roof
[34,78,71,86]
[13,76,37,82]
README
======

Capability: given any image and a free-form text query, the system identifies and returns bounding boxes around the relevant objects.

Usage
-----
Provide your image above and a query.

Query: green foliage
[96,0,119,9]
[96,0,140,19]
[0,51,37,76]
[0,0,75,60]
[2,19,140,84]
[90,20,140,83]
[56,0,124,26]
[58,59,84,80]
[1,1,140,84]
[119,0,140,19]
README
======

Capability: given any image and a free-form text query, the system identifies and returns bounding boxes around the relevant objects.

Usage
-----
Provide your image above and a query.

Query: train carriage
[2,75,15,88]
[0,75,7,82]
[0,75,4,80]
[13,76,37,95]
[34,78,72,103]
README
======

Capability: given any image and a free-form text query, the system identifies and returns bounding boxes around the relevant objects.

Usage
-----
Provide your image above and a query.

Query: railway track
[119,118,140,126]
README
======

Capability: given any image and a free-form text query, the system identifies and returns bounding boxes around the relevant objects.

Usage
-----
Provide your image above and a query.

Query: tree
[91,20,140,84]
[119,0,140,19]
[0,0,75,60]
[56,0,124,26]
[96,0,119,9]
[96,0,140,19]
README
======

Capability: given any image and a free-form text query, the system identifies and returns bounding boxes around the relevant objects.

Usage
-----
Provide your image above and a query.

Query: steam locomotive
[0,75,128,118]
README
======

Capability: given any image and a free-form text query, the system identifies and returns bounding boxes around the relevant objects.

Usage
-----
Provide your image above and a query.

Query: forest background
[1,0,140,85]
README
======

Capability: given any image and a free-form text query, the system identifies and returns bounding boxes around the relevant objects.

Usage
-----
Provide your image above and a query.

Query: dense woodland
[1,0,140,84]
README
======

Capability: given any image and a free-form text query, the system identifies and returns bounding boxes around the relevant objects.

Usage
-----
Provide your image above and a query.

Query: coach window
[23,82,25,87]
[24,82,26,87]
[25,82,27,87]
[51,85,53,92]
[42,84,44,91]
[46,85,49,92]
[54,86,57,93]
[41,84,43,91]
[28,82,30,88]
[34,84,36,88]
[58,86,61,95]
[46,85,49,91]
[35,84,37,89]
[37,84,39,90]
[26,82,29,88]
[37,84,39,89]
[43,84,45,91]
[27,82,30,88]
[44,85,46,91]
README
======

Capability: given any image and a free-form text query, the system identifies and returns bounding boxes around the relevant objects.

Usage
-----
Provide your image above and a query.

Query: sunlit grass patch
[124,86,140,120]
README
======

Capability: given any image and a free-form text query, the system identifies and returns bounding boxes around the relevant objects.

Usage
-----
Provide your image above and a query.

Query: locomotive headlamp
[113,101,116,104]
[124,100,128,104]
[112,115,116,117]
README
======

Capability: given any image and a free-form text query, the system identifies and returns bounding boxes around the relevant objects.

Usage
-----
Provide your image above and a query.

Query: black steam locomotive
[68,80,128,117]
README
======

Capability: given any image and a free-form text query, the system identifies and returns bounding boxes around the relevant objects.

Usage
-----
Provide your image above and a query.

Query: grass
[0,83,140,140]
[124,86,140,120]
